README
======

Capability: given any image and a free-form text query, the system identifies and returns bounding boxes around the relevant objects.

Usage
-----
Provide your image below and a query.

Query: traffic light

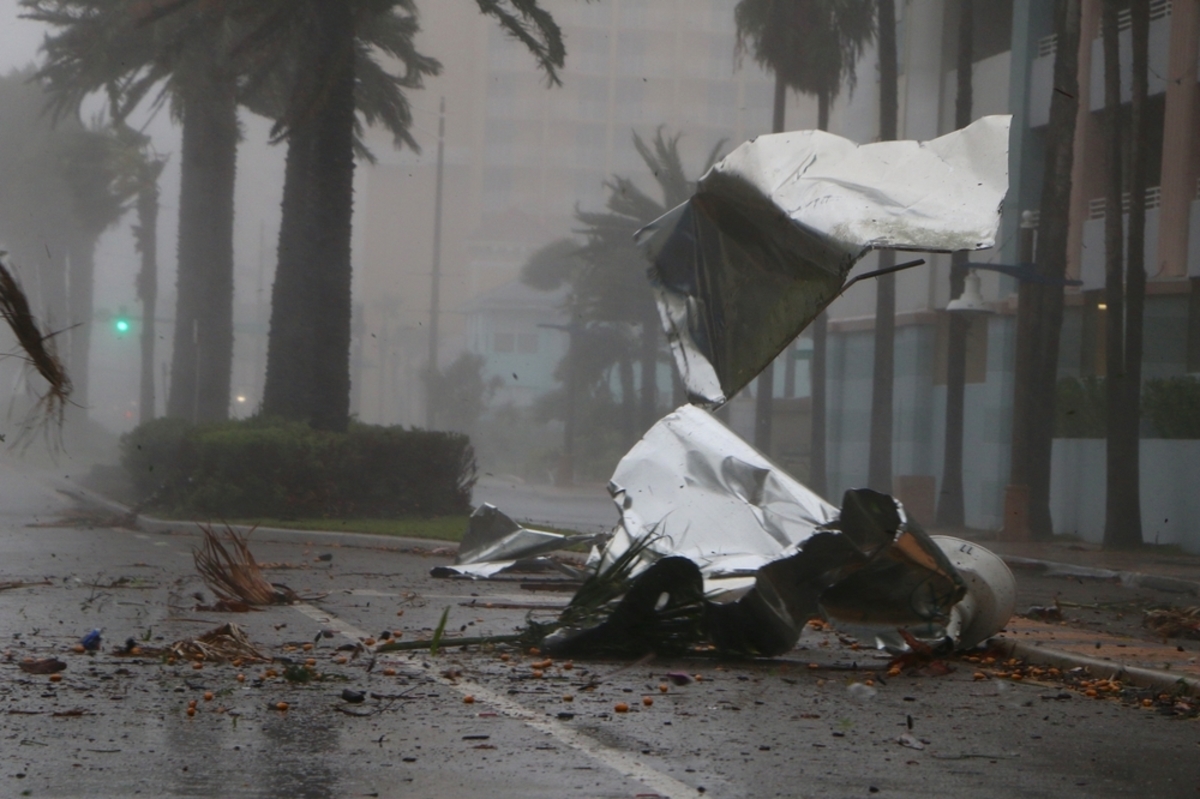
[114,306,131,336]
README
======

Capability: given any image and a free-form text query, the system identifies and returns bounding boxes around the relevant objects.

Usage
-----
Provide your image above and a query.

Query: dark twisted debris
[540,407,1015,658]
[431,117,1016,659]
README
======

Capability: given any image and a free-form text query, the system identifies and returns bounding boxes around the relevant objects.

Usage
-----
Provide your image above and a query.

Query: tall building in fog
[352,0,788,424]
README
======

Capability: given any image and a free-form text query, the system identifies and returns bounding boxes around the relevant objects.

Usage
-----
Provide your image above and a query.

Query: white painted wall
[1051,438,1200,552]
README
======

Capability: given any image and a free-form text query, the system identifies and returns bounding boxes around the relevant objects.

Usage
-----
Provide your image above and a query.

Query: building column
[1065,0,1102,281]
[1158,0,1200,277]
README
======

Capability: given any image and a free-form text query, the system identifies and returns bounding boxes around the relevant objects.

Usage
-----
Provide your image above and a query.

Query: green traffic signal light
[113,305,132,336]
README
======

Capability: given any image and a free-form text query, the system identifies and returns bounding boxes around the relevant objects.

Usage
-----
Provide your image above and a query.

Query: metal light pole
[425,97,446,430]
[539,322,578,487]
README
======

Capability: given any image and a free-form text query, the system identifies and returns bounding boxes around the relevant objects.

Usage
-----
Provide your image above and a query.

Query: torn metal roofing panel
[601,404,838,583]
[435,503,601,579]
[636,115,1011,407]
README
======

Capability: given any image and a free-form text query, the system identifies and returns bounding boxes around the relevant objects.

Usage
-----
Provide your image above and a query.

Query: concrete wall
[1051,438,1200,552]
[822,314,1015,529]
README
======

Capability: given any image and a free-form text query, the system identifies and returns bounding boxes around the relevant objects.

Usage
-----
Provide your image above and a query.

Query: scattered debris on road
[128,622,270,664]
[1144,606,1200,639]
[16,657,66,674]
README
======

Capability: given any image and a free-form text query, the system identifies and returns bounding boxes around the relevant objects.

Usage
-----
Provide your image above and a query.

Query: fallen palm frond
[0,254,71,446]
[133,623,269,663]
[1144,606,1200,639]
[193,524,296,605]
[0,580,52,591]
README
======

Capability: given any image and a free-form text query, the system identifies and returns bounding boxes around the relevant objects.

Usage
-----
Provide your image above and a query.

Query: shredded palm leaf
[193,524,296,605]
[0,254,71,445]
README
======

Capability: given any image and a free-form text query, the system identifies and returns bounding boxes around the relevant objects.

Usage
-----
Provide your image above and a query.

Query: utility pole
[425,97,446,429]
[136,178,159,425]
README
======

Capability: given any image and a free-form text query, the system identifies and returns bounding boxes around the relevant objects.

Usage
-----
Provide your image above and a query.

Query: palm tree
[1010,0,1082,539]
[573,129,725,434]
[107,123,167,423]
[0,72,131,417]
[28,0,554,431]
[868,0,898,494]
[0,69,78,329]
[241,0,564,431]
[1102,0,1147,549]
[935,0,974,528]
[58,117,138,412]
[27,0,247,423]
[734,0,874,482]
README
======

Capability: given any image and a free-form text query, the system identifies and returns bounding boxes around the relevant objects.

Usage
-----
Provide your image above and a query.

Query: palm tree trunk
[135,180,159,424]
[1022,0,1082,539]
[755,71,788,452]
[619,348,636,445]
[936,0,974,529]
[307,0,356,432]
[166,57,237,424]
[263,0,356,432]
[639,305,659,433]
[263,101,318,421]
[868,0,898,494]
[809,87,831,496]
[1101,0,1127,546]
[1105,0,1147,549]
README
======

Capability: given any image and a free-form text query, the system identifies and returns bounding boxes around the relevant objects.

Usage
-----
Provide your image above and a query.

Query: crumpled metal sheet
[636,115,1011,406]
[547,406,1008,658]
[433,503,602,579]
[600,404,838,584]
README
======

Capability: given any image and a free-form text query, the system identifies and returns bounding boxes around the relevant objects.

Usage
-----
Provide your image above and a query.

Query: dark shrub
[1143,376,1200,439]
[120,416,476,518]
[119,417,193,500]
[1055,377,1106,438]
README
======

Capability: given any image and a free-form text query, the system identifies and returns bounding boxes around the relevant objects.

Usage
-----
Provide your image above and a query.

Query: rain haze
[0,2,1198,797]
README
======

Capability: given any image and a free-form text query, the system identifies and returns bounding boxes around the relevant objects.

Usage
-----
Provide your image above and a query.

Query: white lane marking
[292,602,709,799]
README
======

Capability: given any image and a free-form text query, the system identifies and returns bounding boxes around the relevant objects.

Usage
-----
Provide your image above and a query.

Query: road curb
[1001,555,1200,597]
[991,637,1200,697]
[53,479,457,552]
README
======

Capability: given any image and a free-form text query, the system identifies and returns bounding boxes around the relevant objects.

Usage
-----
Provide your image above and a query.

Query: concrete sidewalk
[938,532,1200,694]
[971,535,1200,594]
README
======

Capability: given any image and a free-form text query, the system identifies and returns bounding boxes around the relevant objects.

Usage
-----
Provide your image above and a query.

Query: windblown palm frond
[0,255,72,441]
[734,0,875,102]
[475,0,566,86]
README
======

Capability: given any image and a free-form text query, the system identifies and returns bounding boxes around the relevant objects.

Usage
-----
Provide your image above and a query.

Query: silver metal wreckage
[437,117,1017,658]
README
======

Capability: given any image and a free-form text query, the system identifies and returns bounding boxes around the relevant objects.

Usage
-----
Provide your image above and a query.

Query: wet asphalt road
[2,462,1200,798]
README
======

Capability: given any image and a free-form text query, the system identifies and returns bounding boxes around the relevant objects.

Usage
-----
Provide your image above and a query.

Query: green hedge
[1055,377,1107,438]
[120,417,476,518]
[1142,376,1200,438]
[1055,375,1200,439]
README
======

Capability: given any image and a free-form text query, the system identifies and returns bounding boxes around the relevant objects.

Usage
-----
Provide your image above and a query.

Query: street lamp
[946,269,991,314]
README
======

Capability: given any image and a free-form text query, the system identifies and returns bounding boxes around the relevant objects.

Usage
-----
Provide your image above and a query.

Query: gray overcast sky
[0,0,47,74]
